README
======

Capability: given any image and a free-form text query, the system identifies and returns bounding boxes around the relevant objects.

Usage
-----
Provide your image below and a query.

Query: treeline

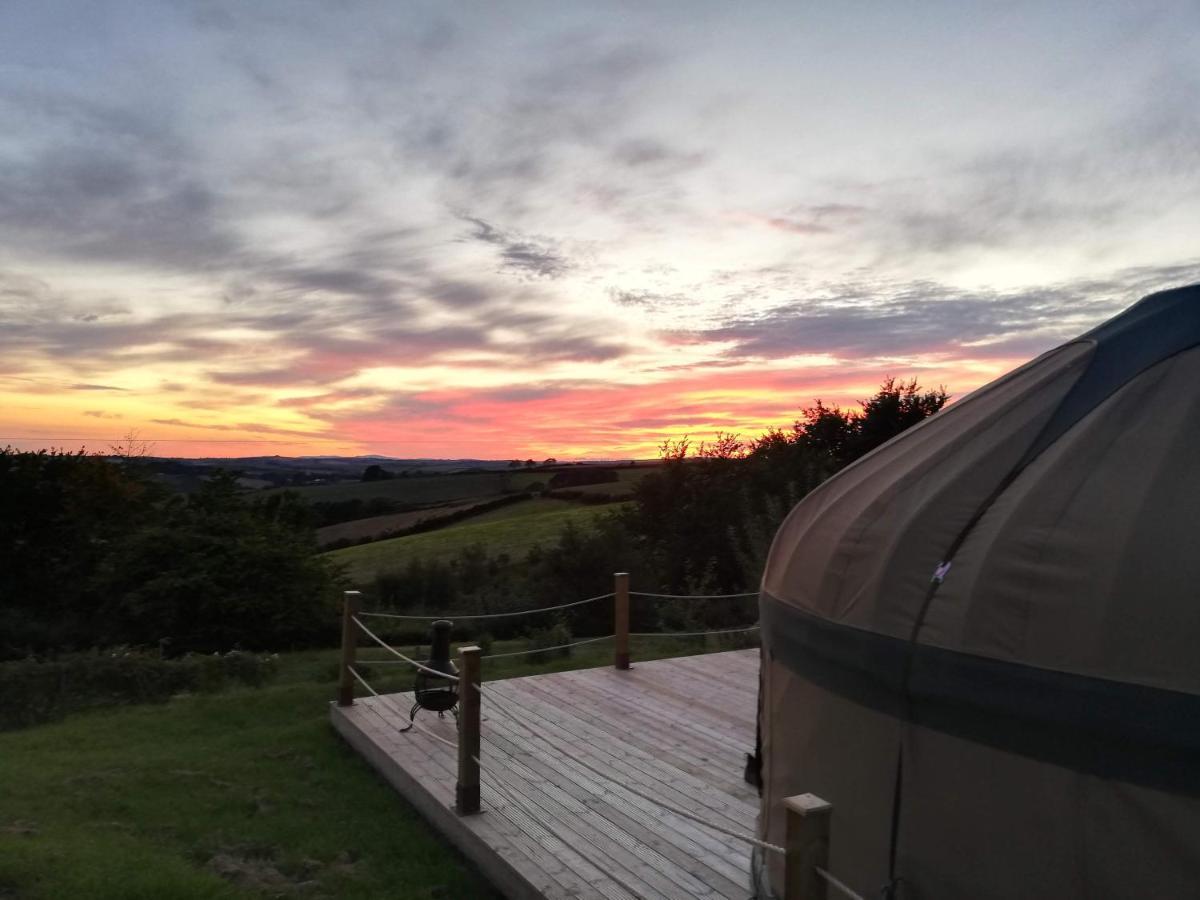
[1,452,341,660]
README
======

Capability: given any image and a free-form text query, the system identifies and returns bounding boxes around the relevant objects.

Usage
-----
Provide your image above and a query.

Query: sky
[2,1,1199,459]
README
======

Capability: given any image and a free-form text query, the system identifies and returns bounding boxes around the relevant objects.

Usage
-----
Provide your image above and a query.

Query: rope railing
[356,591,614,621]
[350,614,460,682]
[480,633,614,660]
[346,664,457,749]
[630,590,758,600]
[816,866,867,900]
[629,624,760,638]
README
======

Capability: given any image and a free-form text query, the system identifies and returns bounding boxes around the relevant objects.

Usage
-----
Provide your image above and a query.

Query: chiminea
[398,620,458,732]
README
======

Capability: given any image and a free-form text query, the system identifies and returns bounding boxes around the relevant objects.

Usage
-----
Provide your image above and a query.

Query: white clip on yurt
[753,285,1200,899]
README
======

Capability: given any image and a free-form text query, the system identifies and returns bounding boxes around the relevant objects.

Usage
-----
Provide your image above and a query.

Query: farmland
[314,499,485,547]
[264,468,547,505]
[324,497,629,583]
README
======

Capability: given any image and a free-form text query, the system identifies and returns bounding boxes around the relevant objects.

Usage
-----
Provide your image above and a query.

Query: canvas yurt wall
[755,285,1200,899]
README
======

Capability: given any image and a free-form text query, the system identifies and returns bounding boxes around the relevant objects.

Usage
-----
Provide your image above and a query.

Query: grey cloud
[693,262,1200,361]
[0,94,237,271]
[83,410,123,418]
[70,383,127,391]
[465,217,571,279]
[608,287,692,310]
[862,92,1200,261]
[148,416,327,438]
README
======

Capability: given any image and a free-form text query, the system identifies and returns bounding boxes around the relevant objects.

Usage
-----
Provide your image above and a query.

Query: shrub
[0,648,279,731]
[524,621,573,665]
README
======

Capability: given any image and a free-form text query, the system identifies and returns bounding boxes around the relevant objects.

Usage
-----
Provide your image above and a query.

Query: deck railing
[335,575,859,900]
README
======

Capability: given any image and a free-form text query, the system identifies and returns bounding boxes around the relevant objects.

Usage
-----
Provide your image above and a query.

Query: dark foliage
[0,648,277,730]
[627,379,947,594]
[310,496,402,527]
[0,450,343,658]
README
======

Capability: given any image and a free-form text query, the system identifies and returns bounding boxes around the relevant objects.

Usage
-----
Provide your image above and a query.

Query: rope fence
[351,614,461,681]
[480,633,614,660]
[335,575,862,900]
[629,624,760,638]
[346,664,457,749]
[630,590,759,600]
[356,591,614,621]
[817,866,868,900]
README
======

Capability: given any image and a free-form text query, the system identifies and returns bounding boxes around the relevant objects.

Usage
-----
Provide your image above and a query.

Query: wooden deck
[331,649,761,900]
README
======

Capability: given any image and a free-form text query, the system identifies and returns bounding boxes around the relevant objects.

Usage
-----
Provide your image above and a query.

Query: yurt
[753,285,1200,899]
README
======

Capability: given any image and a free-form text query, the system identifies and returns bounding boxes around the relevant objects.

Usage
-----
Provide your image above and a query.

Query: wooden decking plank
[498,679,757,831]
[348,703,603,900]
[388,706,629,900]
[482,735,716,900]
[567,656,757,735]
[480,689,757,876]
[512,674,744,783]
[528,664,752,747]
[483,713,742,899]
[544,670,753,761]
[332,649,761,900]
[581,669,757,739]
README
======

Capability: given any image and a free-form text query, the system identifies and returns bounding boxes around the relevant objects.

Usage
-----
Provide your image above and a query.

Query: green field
[325,498,628,583]
[0,637,752,899]
[263,469,547,506]
[314,499,484,547]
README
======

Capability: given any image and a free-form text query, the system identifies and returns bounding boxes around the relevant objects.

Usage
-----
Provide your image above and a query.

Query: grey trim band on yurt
[761,594,1200,795]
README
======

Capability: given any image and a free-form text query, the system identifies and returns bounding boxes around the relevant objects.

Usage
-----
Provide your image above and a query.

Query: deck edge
[330,703,544,900]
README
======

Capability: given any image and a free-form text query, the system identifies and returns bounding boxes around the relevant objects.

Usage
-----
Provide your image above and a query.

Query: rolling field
[314,499,484,546]
[263,469,547,506]
[325,498,628,583]
[545,465,655,497]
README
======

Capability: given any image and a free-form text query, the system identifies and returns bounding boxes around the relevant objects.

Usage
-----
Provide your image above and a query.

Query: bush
[524,621,573,665]
[0,648,279,730]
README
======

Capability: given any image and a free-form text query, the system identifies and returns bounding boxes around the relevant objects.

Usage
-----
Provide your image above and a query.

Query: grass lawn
[325,500,630,584]
[0,636,752,899]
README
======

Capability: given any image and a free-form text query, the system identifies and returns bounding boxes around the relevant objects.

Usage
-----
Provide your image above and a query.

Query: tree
[93,472,341,651]
[361,464,393,482]
[629,378,948,594]
[0,452,342,656]
[853,377,948,457]
[0,448,160,653]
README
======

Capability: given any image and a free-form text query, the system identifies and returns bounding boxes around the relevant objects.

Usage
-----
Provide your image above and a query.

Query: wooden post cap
[784,793,832,816]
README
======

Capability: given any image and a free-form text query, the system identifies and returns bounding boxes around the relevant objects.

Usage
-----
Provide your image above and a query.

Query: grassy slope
[314,499,483,546]
[325,499,628,583]
[0,637,753,899]
[0,651,496,900]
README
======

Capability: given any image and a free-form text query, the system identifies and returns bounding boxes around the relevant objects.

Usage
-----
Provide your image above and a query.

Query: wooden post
[456,645,482,815]
[337,590,362,707]
[783,793,832,900]
[614,572,630,670]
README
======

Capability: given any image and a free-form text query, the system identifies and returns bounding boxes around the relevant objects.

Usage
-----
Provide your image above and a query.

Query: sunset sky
[3,1,1199,458]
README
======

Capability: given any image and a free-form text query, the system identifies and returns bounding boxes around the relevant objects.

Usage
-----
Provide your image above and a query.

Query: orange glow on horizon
[0,355,1019,459]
